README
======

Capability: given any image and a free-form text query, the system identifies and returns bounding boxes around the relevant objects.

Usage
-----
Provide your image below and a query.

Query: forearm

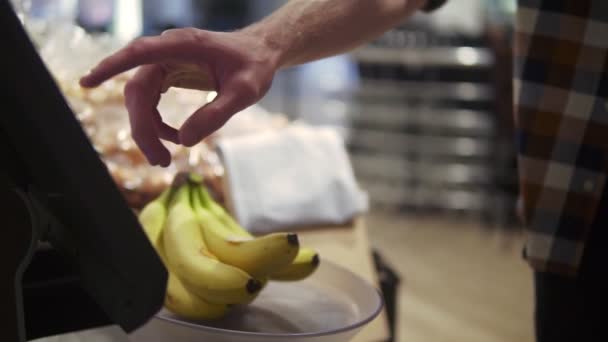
[243,0,429,68]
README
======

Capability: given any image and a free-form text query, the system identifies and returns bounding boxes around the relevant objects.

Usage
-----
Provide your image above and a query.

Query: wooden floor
[366,210,535,342]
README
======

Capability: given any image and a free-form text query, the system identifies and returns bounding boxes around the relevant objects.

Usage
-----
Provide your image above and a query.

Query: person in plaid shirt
[515,0,608,340]
[80,0,605,340]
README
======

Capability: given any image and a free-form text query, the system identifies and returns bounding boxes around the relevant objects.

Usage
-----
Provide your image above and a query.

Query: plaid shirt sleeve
[515,0,608,276]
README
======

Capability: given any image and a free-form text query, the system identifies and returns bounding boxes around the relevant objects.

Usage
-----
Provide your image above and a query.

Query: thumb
[178,90,247,146]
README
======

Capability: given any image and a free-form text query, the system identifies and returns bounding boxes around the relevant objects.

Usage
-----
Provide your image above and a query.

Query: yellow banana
[163,183,262,305]
[269,247,320,281]
[163,272,229,320]
[138,188,172,247]
[192,184,300,278]
[238,277,268,306]
[139,186,229,320]
[198,183,251,238]
[158,240,229,320]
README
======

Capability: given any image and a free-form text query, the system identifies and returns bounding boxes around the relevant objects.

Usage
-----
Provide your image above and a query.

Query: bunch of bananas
[137,173,320,320]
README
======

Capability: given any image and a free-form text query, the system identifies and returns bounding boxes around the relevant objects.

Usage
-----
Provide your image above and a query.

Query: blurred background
[15,0,533,341]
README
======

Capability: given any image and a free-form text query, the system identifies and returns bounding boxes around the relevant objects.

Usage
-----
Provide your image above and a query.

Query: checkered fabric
[515,0,608,275]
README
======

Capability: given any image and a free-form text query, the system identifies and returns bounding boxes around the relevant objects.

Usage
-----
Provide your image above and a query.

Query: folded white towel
[217,123,368,234]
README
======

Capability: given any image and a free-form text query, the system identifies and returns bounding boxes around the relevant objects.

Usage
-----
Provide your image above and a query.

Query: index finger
[80,34,207,87]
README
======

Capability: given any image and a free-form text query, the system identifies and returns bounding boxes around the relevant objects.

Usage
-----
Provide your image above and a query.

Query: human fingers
[151,108,180,144]
[123,65,172,166]
[80,32,208,88]
[178,90,247,146]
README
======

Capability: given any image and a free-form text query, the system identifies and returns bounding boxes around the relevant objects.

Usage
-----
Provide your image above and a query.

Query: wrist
[240,23,288,70]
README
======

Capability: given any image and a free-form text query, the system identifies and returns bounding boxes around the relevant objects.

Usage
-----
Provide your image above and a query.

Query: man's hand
[80,28,279,167]
[81,1,427,167]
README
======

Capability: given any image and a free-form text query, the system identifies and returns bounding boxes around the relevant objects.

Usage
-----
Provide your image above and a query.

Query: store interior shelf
[351,154,493,186]
[339,80,494,102]
[349,106,494,136]
[348,128,493,158]
[350,46,494,68]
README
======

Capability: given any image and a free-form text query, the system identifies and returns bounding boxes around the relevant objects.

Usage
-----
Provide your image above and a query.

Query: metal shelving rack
[343,26,507,220]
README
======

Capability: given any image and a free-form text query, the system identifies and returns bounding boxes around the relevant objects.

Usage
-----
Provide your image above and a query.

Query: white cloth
[217,123,368,234]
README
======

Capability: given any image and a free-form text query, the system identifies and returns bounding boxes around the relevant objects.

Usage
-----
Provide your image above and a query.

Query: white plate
[130,260,383,342]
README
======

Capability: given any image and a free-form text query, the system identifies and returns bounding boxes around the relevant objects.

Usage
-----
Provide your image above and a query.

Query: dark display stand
[0,174,112,340]
[1,174,35,342]
[373,250,401,342]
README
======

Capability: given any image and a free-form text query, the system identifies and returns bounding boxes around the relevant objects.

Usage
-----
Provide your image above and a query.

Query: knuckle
[231,76,259,98]
[207,105,227,119]
[126,37,151,55]
[183,27,200,34]
[130,126,155,152]
[202,104,229,126]
[123,80,143,97]
[207,114,228,131]
[162,27,197,37]
[161,28,179,36]
[190,29,209,45]
[260,76,273,93]
[130,128,147,147]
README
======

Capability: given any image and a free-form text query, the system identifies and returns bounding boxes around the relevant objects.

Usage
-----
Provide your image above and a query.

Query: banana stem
[188,172,204,185]
[199,186,214,207]
[191,183,206,211]
[171,172,191,189]
[169,183,191,210]
[156,187,173,208]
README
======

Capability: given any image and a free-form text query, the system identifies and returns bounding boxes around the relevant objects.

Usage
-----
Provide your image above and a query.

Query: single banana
[269,247,320,281]
[191,174,320,281]
[238,277,268,306]
[138,188,172,247]
[163,183,262,305]
[164,272,229,320]
[158,239,229,320]
[139,186,229,320]
[192,184,300,278]
[198,183,252,238]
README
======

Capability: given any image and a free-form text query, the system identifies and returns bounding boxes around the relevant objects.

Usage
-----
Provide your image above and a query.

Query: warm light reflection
[455,47,479,66]
[206,91,218,102]
[114,0,142,43]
